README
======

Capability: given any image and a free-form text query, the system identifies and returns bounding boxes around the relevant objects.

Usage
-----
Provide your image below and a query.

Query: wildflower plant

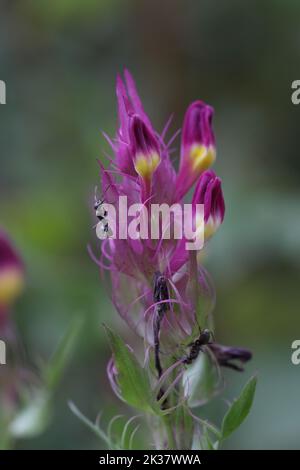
[0,230,80,449]
[81,70,257,450]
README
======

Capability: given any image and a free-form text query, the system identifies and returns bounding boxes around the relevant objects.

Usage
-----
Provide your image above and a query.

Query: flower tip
[183,100,215,145]
[116,73,125,99]
[175,100,216,200]
[123,67,134,84]
[182,100,216,172]
[129,115,160,180]
[192,170,225,240]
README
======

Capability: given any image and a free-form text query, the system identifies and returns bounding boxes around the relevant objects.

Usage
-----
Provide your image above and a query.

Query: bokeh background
[1,0,300,449]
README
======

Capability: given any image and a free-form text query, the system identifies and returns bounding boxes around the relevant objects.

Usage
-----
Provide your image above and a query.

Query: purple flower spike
[89,70,257,450]
[192,170,225,239]
[176,101,216,200]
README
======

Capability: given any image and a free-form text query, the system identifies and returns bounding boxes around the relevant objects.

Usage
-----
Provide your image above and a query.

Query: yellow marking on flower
[134,152,160,180]
[204,223,215,240]
[190,144,216,173]
[194,212,220,244]
[0,268,24,305]
[204,217,220,240]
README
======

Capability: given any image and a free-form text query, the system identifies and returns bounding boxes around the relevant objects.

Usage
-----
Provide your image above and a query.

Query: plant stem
[163,414,176,449]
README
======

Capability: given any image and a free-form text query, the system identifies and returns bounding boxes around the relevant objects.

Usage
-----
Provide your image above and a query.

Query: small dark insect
[153,271,169,379]
[183,328,212,365]
[153,271,170,316]
[94,186,112,239]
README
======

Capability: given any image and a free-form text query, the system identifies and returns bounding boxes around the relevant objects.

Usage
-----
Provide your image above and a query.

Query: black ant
[94,186,112,239]
[183,328,213,365]
[182,329,251,373]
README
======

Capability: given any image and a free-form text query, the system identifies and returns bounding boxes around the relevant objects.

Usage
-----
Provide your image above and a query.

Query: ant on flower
[94,186,113,239]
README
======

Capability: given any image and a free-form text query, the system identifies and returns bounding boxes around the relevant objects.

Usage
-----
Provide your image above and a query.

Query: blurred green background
[1,0,300,449]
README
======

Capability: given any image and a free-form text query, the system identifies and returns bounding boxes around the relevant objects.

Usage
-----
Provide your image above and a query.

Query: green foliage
[189,376,257,450]
[174,405,194,450]
[43,316,83,391]
[8,317,82,440]
[104,325,160,414]
[221,375,257,440]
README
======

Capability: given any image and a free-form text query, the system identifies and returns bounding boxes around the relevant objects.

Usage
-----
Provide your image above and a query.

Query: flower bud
[129,115,161,181]
[192,170,225,240]
[176,101,216,200]
[115,71,154,177]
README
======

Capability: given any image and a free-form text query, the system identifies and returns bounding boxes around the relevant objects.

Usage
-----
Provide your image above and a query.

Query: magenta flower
[192,169,225,240]
[114,70,157,179]
[0,230,24,327]
[129,114,161,201]
[175,101,216,200]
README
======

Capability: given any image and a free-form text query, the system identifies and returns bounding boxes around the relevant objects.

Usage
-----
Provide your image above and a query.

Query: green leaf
[221,375,257,440]
[44,316,83,391]
[6,318,82,442]
[104,325,158,414]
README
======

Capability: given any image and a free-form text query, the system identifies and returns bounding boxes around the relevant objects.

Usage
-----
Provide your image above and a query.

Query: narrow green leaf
[44,316,83,391]
[221,375,257,440]
[104,325,158,414]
